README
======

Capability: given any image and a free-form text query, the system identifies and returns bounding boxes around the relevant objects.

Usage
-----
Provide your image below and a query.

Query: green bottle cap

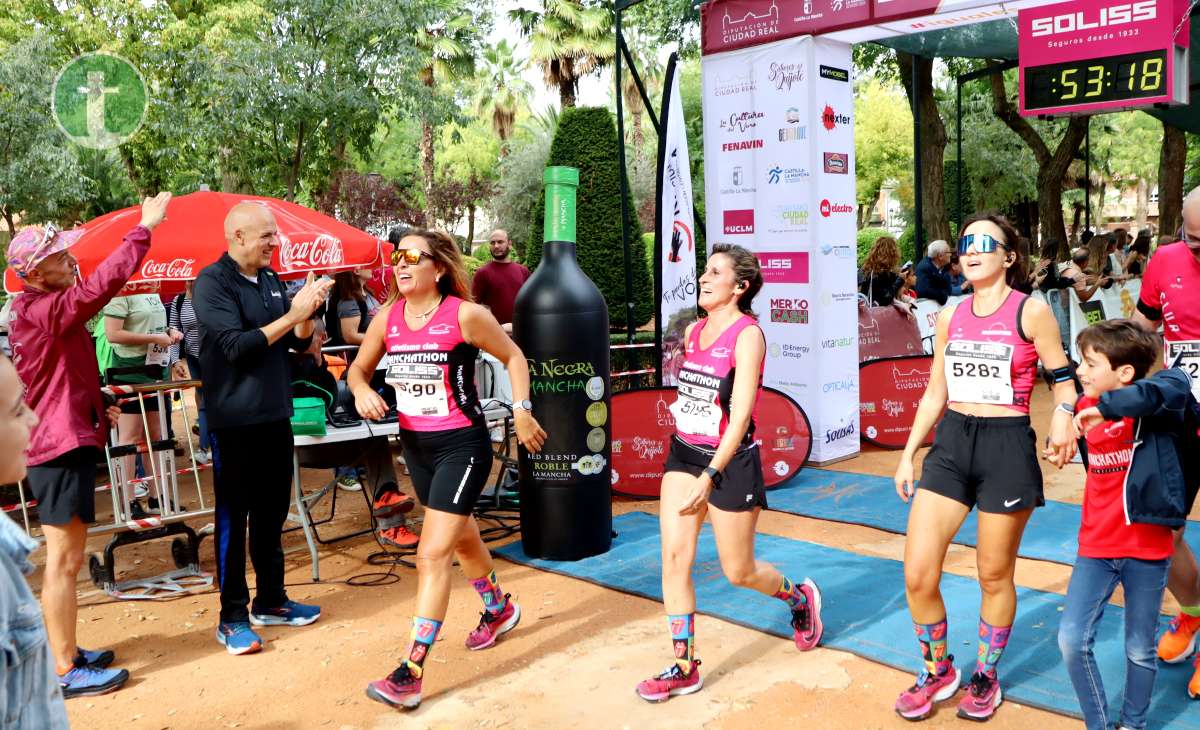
[543,166,578,244]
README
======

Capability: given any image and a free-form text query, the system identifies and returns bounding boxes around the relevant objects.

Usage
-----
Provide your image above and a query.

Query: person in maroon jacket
[7,192,171,698]
[470,229,530,332]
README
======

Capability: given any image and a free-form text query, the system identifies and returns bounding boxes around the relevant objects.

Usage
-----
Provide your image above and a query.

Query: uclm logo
[723,209,754,235]
[1030,1,1155,37]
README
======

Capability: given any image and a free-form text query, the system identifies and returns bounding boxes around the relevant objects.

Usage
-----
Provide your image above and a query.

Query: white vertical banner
[702,35,859,463]
[656,55,699,386]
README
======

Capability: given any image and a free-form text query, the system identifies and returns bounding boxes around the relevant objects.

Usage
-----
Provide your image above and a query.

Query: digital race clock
[1018,0,1190,117]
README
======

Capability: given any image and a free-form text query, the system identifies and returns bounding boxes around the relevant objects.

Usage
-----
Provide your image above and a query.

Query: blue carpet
[767,468,1200,567]
[496,511,1199,725]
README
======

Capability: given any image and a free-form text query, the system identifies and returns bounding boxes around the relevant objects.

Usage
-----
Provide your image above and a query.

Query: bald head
[488,229,512,261]
[224,202,280,274]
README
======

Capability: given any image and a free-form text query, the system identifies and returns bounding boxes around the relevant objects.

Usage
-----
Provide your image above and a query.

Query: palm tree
[415,11,477,223]
[619,30,663,157]
[473,40,533,154]
[509,0,613,109]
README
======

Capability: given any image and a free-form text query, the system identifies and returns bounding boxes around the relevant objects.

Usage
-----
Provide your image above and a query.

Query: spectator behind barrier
[858,236,906,306]
[914,240,952,305]
[1125,234,1151,278]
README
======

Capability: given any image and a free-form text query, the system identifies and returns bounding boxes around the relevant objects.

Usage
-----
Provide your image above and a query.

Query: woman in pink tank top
[635,244,825,704]
[891,214,1079,721]
[346,229,546,711]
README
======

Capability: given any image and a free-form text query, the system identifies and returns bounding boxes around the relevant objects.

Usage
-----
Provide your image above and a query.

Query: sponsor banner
[859,355,939,449]
[757,252,810,284]
[1019,0,1187,67]
[700,0,871,55]
[610,387,813,497]
[1064,278,1141,360]
[823,152,850,174]
[723,208,755,234]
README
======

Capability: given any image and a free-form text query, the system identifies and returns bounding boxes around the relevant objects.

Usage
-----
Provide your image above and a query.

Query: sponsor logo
[786,107,801,123]
[723,209,754,235]
[140,257,195,279]
[767,166,809,184]
[711,347,731,359]
[823,377,858,394]
[860,400,876,414]
[778,126,807,142]
[981,322,1014,338]
[819,65,849,82]
[823,152,849,174]
[721,139,763,152]
[820,244,854,259]
[866,425,878,438]
[720,110,764,134]
[720,165,755,196]
[769,204,809,233]
[882,398,904,417]
[767,342,809,360]
[719,0,780,48]
[892,364,931,390]
[824,419,856,444]
[820,199,854,217]
[713,69,756,97]
[770,297,809,324]
[821,336,854,349]
[279,233,344,271]
[757,253,809,284]
[821,104,851,131]
[768,61,804,92]
[630,436,665,461]
[1029,1,1155,38]
[773,460,789,476]
[427,323,453,335]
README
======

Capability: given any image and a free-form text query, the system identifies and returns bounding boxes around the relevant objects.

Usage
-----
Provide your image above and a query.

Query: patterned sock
[403,616,442,678]
[470,569,507,614]
[975,618,1012,678]
[668,614,696,674]
[913,618,951,676]
[772,576,808,609]
[1181,605,1200,618]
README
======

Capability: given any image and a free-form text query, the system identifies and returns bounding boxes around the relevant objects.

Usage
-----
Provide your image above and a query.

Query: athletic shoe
[894,662,961,721]
[216,621,263,655]
[957,672,1002,721]
[336,474,362,492]
[76,646,115,668]
[193,449,211,466]
[372,490,414,517]
[59,664,129,698]
[791,577,824,651]
[465,596,521,651]
[635,661,703,702]
[1158,612,1200,663]
[1189,654,1200,699]
[366,663,422,710]
[380,525,420,549]
[249,600,321,627]
[133,482,149,499]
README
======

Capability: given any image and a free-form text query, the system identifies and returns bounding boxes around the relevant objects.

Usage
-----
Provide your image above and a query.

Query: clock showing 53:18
[1024,49,1167,111]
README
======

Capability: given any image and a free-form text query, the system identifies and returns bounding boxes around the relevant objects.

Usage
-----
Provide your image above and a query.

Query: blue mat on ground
[496,511,1198,725]
[767,468,1200,567]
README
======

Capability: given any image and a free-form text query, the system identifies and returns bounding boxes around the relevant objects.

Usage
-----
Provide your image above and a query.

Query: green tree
[436,118,500,244]
[619,29,663,157]
[474,40,532,152]
[854,78,912,230]
[492,117,555,261]
[510,0,613,108]
[527,107,650,328]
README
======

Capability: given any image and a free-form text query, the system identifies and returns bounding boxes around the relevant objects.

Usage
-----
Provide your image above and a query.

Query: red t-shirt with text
[1139,242,1200,343]
[1077,396,1175,560]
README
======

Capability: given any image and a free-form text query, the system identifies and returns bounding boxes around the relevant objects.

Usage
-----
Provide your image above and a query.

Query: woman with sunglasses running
[893,213,1077,722]
[349,229,546,711]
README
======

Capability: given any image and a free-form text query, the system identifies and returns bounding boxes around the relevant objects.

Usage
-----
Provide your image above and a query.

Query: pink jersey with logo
[945,291,1038,414]
[383,296,484,432]
[670,315,764,446]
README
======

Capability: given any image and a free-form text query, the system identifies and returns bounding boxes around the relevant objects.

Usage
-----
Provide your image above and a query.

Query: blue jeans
[1058,555,1168,730]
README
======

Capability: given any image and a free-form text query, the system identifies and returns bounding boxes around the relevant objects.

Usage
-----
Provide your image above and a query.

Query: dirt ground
[18,386,1178,729]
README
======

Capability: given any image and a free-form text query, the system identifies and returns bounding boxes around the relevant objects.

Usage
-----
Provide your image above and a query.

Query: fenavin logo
[1030,1,1155,37]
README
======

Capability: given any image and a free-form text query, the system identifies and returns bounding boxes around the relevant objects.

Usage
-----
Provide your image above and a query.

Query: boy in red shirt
[1062,320,1194,729]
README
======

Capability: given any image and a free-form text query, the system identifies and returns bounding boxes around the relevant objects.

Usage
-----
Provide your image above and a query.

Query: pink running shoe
[636,661,703,702]
[894,662,961,721]
[791,578,824,650]
[957,672,1002,721]
[465,595,521,651]
[366,663,422,710]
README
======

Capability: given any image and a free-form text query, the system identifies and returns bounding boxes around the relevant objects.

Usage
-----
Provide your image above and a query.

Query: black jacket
[859,270,904,307]
[915,256,951,305]
[193,253,312,430]
[1092,367,1200,528]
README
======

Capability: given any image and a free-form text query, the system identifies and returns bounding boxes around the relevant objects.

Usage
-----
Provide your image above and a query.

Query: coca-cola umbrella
[3,191,383,295]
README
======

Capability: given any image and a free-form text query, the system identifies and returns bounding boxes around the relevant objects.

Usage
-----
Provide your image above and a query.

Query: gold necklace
[407,298,441,321]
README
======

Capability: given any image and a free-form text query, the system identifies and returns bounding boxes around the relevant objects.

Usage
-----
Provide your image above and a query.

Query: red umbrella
[4,191,383,295]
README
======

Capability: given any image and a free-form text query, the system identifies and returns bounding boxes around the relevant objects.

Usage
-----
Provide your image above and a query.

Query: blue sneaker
[250,600,321,627]
[216,621,263,655]
[59,664,129,698]
[76,646,115,668]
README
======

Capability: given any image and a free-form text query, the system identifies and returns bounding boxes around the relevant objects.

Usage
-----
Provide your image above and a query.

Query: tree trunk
[1070,201,1084,244]
[559,80,576,109]
[1094,181,1106,228]
[1158,122,1186,238]
[632,111,644,155]
[420,120,435,227]
[3,208,14,238]
[895,52,950,245]
[467,201,476,251]
[1135,179,1149,232]
[285,121,306,202]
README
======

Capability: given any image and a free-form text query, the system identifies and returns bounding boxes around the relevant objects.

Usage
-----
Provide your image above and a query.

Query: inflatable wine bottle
[513,166,613,560]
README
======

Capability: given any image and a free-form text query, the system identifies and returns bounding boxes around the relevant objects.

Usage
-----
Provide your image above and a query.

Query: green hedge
[856,228,890,267]
[527,107,652,328]
[609,330,657,393]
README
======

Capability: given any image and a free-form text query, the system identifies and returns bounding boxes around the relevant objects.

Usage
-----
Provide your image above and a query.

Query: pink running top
[944,290,1038,414]
[383,296,484,432]
[670,315,764,447]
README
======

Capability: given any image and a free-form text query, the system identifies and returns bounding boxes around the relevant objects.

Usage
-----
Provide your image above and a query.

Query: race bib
[386,363,448,417]
[145,341,170,367]
[945,340,1014,405]
[1166,341,1200,400]
[669,381,721,438]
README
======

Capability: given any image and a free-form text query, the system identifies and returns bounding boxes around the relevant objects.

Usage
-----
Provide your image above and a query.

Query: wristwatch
[702,466,723,486]
[513,400,533,412]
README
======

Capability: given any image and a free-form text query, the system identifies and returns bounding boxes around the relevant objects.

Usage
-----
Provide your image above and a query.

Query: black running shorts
[663,435,767,512]
[397,425,493,516]
[25,447,101,525]
[918,409,1044,514]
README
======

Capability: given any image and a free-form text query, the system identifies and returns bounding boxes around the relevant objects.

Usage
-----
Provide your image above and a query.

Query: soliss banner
[610,387,813,498]
[701,34,859,463]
